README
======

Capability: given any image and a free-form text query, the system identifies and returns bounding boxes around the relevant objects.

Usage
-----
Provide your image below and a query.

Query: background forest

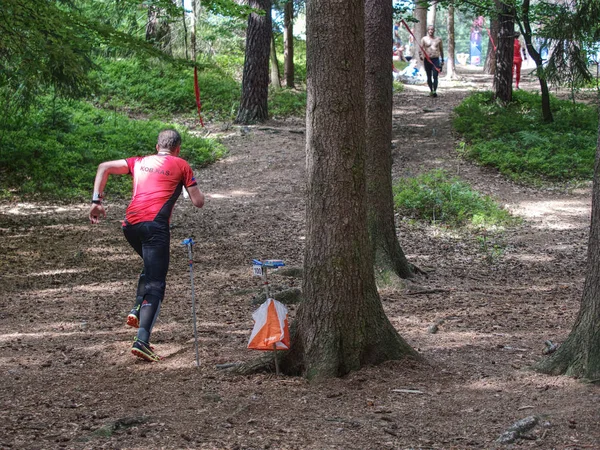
[1,0,599,202]
[2,0,600,448]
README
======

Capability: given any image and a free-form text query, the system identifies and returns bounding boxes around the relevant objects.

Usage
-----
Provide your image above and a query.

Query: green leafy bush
[0,97,226,200]
[393,170,518,228]
[269,89,307,118]
[91,56,308,121]
[91,58,240,121]
[453,90,597,183]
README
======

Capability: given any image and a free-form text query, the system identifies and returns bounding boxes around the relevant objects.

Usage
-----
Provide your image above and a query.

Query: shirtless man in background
[419,25,444,97]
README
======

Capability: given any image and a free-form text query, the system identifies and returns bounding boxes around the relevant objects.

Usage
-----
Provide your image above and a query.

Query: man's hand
[89,203,106,224]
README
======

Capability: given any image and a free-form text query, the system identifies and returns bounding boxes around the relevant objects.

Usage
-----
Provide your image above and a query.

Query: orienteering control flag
[248,298,290,350]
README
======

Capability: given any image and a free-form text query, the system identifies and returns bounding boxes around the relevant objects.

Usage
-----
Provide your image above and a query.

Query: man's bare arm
[93,160,129,196]
[186,185,205,208]
[89,160,129,224]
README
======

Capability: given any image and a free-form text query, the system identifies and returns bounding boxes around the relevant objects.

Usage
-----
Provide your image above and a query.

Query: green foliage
[290,37,308,84]
[92,54,309,121]
[269,89,307,118]
[91,58,240,121]
[0,0,96,109]
[0,97,226,200]
[524,0,600,88]
[393,79,405,93]
[393,170,517,228]
[0,0,171,115]
[453,90,597,183]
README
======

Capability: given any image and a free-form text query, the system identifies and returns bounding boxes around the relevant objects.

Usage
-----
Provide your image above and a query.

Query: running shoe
[432,91,438,98]
[127,305,140,328]
[131,338,161,362]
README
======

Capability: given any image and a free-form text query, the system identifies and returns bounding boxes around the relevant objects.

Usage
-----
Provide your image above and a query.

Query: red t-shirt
[123,154,197,225]
[513,39,523,62]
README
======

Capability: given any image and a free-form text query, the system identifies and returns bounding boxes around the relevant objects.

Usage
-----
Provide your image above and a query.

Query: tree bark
[521,0,553,123]
[445,4,457,79]
[493,1,514,103]
[146,5,159,42]
[413,1,428,70]
[235,0,272,124]
[180,0,189,60]
[364,0,415,280]
[484,17,498,74]
[283,0,420,379]
[426,1,436,29]
[191,0,197,61]
[270,32,282,89]
[535,104,600,378]
[145,3,173,53]
[283,0,295,88]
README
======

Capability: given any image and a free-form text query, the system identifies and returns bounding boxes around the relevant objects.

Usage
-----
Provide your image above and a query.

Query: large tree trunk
[445,4,457,79]
[484,17,499,74]
[521,0,553,123]
[426,1,436,28]
[413,1,428,70]
[283,0,420,379]
[535,106,600,378]
[493,1,514,103]
[235,0,271,124]
[270,32,282,89]
[283,0,295,88]
[364,0,415,280]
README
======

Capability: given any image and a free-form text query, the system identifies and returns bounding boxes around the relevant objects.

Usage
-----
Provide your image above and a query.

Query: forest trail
[1,69,599,449]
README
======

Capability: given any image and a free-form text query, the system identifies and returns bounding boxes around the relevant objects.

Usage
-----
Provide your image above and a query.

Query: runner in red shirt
[89,129,205,362]
[513,32,528,89]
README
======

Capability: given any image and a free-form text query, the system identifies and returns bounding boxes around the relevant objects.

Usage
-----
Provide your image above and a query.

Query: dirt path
[1,71,599,449]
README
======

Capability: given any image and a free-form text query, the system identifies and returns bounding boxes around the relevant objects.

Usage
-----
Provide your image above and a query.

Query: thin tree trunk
[270,32,282,89]
[446,4,457,79]
[282,0,420,379]
[365,0,415,279]
[146,5,172,53]
[235,0,272,124]
[146,6,161,43]
[283,0,295,88]
[535,103,600,378]
[181,0,189,60]
[484,17,499,74]
[191,0,197,61]
[521,0,553,122]
[493,1,513,103]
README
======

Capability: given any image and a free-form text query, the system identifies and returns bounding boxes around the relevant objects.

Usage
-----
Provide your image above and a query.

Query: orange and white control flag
[247,298,290,350]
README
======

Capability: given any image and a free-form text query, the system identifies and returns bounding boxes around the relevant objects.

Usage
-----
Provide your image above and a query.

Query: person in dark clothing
[89,129,205,362]
[419,25,444,97]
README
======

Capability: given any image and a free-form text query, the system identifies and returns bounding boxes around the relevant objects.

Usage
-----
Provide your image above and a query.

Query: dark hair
[157,129,181,151]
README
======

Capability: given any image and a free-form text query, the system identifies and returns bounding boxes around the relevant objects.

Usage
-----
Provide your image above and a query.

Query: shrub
[90,58,240,121]
[393,170,518,228]
[453,90,597,183]
[269,89,307,118]
[0,97,226,200]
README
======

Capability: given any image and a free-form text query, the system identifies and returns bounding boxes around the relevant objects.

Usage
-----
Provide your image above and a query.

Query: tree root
[227,354,276,375]
[410,263,428,277]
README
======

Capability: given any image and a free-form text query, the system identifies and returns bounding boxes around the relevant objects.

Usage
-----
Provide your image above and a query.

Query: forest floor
[1,67,599,450]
